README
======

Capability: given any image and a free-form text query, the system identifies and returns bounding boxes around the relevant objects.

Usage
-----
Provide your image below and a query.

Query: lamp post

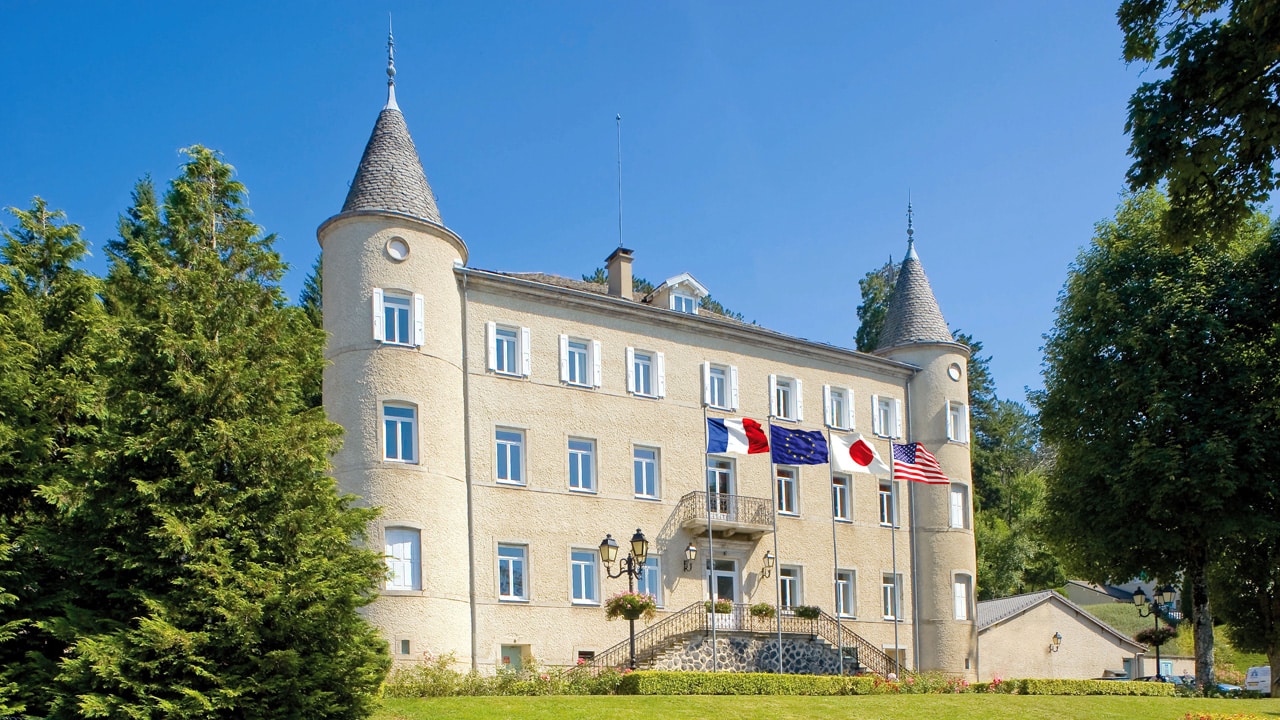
[599,528,649,670]
[1133,584,1176,680]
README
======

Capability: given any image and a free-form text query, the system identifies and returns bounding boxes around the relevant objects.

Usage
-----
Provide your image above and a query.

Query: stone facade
[650,633,851,675]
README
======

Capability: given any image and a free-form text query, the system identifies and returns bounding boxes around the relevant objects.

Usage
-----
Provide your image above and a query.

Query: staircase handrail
[808,608,909,678]
[589,601,708,670]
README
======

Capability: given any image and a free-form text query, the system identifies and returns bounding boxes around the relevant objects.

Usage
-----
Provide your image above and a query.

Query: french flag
[706,418,770,455]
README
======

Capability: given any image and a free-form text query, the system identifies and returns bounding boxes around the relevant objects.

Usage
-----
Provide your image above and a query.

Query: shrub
[705,599,733,614]
[618,671,871,696]
[383,653,624,697]
[793,605,821,619]
[749,603,776,619]
[968,678,1176,696]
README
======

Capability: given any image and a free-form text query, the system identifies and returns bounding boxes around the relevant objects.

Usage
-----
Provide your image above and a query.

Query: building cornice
[317,210,469,265]
[873,340,973,360]
[457,267,918,378]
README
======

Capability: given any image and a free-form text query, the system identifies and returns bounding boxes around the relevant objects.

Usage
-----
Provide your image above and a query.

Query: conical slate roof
[342,106,442,224]
[876,241,954,351]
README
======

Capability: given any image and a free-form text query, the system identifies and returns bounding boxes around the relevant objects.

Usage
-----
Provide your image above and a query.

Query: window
[382,403,417,463]
[398,639,412,655]
[568,438,595,492]
[878,481,896,527]
[633,446,659,498]
[832,474,851,521]
[637,557,662,607]
[559,335,601,388]
[486,322,530,377]
[576,650,596,663]
[824,386,852,429]
[498,544,527,601]
[671,292,697,314]
[707,457,734,514]
[776,466,798,515]
[570,549,599,604]
[871,394,903,438]
[495,428,525,485]
[384,527,420,591]
[770,375,802,421]
[947,401,969,443]
[779,567,801,608]
[372,289,423,346]
[702,362,738,410]
[954,574,973,621]
[836,569,856,617]
[627,348,665,397]
[882,573,902,620]
[950,484,970,529]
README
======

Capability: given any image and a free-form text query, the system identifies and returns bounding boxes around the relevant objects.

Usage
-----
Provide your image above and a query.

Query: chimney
[605,247,634,299]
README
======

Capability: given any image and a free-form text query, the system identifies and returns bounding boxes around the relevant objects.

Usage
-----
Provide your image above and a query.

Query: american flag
[891,443,949,485]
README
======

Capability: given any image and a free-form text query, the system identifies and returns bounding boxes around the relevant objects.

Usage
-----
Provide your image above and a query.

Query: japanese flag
[831,432,890,475]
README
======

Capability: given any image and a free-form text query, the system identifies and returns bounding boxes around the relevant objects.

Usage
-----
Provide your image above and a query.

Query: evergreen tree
[300,256,322,330]
[854,259,896,352]
[45,148,388,718]
[0,199,107,716]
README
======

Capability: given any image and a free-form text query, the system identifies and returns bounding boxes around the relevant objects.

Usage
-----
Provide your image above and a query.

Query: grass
[376,695,1280,720]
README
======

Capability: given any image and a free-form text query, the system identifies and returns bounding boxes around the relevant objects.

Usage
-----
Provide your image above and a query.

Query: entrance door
[707,458,734,519]
[710,560,740,630]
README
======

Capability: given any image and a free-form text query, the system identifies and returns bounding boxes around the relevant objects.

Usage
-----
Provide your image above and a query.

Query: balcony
[675,491,773,538]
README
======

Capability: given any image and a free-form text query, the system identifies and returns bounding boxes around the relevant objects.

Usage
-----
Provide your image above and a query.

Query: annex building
[319,51,979,678]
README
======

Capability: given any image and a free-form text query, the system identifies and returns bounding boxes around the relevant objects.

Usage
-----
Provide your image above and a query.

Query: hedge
[618,672,1179,697]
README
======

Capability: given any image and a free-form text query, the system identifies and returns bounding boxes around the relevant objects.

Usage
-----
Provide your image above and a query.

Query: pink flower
[539,674,549,681]
[576,658,586,665]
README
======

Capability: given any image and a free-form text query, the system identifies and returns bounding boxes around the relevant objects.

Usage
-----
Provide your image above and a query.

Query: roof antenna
[385,15,399,110]
[615,113,624,247]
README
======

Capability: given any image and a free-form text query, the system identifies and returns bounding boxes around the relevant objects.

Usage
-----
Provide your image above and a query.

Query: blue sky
[1,1,1146,404]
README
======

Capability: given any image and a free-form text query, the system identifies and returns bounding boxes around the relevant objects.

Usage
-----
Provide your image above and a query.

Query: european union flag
[769,425,829,465]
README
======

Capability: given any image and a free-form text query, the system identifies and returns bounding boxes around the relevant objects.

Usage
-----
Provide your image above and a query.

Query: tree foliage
[1034,188,1275,687]
[854,259,896,352]
[1119,0,1280,248]
[0,151,390,717]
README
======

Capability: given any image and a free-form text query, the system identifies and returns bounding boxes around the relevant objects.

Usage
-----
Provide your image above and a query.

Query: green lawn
[376,695,1280,720]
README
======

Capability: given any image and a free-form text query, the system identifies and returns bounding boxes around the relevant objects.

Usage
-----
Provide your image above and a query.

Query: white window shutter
[795,378,804,421]
[894,398,904,439]
[372,288,385,341]
[558,335,570,383]
[413,294,425,347]
[871,394,882,435]
[592,340,603,387]
[729,366,740,411]
[823,385,832,426]
[701,362,711,406]
[769,374,778,416]
[845,388,855,428]
[626,347,636,393]
[656,352,666,398]
[485,321,497,372]
[946,401,955,440]
[520,327,532,377]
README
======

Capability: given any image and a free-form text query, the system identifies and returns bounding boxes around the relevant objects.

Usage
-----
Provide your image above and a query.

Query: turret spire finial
[905,194,918,260]
[385,15,399,110]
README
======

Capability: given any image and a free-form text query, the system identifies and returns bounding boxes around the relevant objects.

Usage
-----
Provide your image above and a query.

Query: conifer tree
[0,199,107,716]
[46,148,388,718]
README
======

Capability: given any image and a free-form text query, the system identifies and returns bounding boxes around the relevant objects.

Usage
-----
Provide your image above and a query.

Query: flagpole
[826,427,843,675]
[768,416,783,674]
[704,406,717,673]
[890,441,901,677]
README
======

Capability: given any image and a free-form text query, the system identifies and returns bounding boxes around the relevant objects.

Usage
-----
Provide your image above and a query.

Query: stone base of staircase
[648,632,859,674]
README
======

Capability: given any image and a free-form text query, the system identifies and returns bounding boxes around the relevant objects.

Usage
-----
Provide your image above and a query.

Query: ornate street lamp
[600,528,650,670]
[761,550,775,579]
[1134,584,1176,680]
[683,543,698,572]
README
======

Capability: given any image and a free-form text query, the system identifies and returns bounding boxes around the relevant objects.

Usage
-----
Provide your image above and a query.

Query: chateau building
[319,49,979,677]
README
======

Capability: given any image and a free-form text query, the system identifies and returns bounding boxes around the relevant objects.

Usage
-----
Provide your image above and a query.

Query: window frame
[384,526,421,591]
[832,473,852,522]
[559,335,602,388]
[382,402,418,464]
[824,385,853,430]
[637,556,663,608]
[836,569,857,618]
[947,400,970,443]
[954,573,973,621]
[702,362,738,410]
[633,445,660,499]
[570,548,600,605]
[882,572,903,621]
[949,483,970,529]
[871,394,903,439]
[372,288,424,347]
[671,291,697,314]
[495,427,526,485]
[568,437,596,493]
[497,544,529,602]
[770,374,803,421]
[779,566,802,608]
[776,466,799,516]
[487,322,530,378]
[878,480,897,527]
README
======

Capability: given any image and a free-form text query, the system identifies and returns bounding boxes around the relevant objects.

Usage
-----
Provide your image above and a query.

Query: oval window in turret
[947,363,962,382]
[386,237,410,262]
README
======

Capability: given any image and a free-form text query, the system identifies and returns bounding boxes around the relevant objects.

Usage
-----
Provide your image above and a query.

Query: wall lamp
[761,550,775,579]
[1050,632,1062,653]
[683,543,698,572]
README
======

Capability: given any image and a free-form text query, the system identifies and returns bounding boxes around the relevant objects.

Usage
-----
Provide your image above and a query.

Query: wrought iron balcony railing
[674,491,773,537]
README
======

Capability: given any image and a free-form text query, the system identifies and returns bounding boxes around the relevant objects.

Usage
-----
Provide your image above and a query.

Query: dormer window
[671,292,697,315]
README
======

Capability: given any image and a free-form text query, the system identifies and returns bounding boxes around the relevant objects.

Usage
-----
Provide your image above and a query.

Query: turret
[874,207,978,679]
[317,30,473,665]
